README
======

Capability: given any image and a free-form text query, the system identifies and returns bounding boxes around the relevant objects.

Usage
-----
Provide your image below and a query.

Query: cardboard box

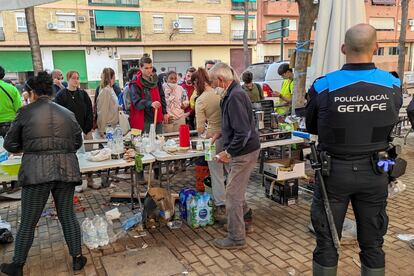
[263,159,306,181]
[264,177,298,206]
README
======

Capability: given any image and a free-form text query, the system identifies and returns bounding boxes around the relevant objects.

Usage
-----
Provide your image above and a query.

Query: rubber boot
[313,261,337,276]
[361,264,385,276]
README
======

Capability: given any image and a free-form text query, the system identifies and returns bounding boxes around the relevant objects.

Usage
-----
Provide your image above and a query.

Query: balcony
[0,27,4,41]
[232,30,257,40]
[88,0,139,7]
[232,1,257,11]
[91,26,141,41]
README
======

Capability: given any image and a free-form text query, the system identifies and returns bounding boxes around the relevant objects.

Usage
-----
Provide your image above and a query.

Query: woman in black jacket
[0,72,87,276]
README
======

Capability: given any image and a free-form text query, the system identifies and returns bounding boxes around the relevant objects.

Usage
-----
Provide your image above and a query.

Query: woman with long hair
[0,72,86,276]
[96,68,120,137]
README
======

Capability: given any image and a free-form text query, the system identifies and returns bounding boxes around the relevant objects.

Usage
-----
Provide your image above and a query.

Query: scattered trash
[75,206,86,213]
[122,212,143,231]
[136,261,146,266]
[397,234,414,241]
[142,243,148,249]
[112,203,121,207]
[126,245,138,252]
[73,195,80,205]
[0,217,13,244]
[105,208,121,221]
[0,217,11,231]
[41,209,57,218]
[182,271,189,275]
[82,215,125,249]
[133,232,147,238]
[109,183,117,188]
[286,267,296,275]
[388,180,406,198]
[167,220,183,230]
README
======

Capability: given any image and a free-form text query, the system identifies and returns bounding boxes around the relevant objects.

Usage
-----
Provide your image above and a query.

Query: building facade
[256,0,414,72]
[0,0,258,87]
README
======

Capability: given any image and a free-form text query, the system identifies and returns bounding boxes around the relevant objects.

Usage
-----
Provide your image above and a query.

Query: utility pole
[243,0,250,69]
[398,0,410,84]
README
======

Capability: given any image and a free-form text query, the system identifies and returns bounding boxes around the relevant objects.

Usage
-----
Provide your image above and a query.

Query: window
[15,12,27,32]
[389,47,399,55]
[312,21,317,31]
[56,13,76,32]
[288,19,297,31]
[207,16,220,33]
[264,56,279,63]
[178,16,193,33]
[369,17,394,31]
[207,0,220,3]
[375,47,385,55]
[153,15,164,33]
[371,0,396,5]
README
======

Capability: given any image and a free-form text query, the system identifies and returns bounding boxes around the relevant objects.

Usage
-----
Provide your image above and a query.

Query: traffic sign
[266,29,289,41]
[266,19,290,32]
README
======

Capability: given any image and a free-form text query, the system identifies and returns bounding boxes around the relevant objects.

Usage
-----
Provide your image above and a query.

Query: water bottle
[0,137,8,163]
[113,124,124,154]
[93,215,109,247]
[82,218,99,249]
[105,124,114,152]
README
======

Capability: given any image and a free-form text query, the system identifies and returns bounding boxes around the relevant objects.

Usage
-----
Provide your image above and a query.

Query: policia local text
[335,94,389,113]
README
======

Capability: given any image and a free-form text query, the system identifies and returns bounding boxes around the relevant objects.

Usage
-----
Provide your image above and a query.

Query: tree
[243,0,250,69]
[291,0,319,114]
[397,0,410,84]
[25,7,43,74]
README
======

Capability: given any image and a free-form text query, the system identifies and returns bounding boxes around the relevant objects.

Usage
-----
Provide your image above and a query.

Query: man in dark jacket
[1,72,86,276]
[209,63,261,250]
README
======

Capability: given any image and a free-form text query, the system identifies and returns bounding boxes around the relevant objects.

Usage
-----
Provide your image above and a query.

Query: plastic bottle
[82,218,99,249]
[93,215,109,247]
[105,124,114,152]
[0,137,8,162]
[113,124,124,154]
[388,180,407,198]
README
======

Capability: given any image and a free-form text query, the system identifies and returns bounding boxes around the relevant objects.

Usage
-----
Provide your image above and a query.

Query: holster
[319,151,331,177]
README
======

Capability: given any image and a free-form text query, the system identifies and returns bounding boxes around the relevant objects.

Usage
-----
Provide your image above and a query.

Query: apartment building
[257,0,414,72]
[0,0,257,87]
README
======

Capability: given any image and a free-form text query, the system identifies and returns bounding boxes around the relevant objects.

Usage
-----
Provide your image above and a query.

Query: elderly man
[306,24,402,276]
[209,63,260,249]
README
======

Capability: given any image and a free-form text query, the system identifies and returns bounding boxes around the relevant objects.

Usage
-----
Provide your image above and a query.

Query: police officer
[306,24,402,276]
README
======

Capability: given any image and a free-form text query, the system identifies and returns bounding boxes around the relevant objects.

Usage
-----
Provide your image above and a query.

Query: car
[244,61,311,97]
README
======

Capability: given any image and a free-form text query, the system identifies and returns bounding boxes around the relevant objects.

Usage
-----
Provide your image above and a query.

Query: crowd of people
[0,23,407,276]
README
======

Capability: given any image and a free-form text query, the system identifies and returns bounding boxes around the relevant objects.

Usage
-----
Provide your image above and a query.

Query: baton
[293,131,341,250]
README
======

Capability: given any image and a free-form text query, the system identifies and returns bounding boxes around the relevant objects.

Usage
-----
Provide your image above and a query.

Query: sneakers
[0,262,23,276]
[73,255,87,273]
[214,205,227,224]
[213,237,246,250]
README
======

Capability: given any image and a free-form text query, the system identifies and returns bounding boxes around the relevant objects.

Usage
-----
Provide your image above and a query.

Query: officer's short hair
[0,66,5,80]
[242,71,253,84]
[344,24,377,54]
[278,63,292,76]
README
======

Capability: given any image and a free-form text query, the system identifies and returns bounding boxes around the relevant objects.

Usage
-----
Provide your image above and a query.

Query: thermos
[179,124,190,148]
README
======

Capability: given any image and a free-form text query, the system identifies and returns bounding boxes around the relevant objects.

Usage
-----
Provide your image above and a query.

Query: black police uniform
[306,63,402,272]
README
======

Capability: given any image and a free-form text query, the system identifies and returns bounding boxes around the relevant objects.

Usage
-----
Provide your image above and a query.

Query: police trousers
[311,156,388,269]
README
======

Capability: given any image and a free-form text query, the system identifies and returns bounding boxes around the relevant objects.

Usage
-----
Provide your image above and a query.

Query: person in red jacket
[181,67,196,130]
[129,56,167,133]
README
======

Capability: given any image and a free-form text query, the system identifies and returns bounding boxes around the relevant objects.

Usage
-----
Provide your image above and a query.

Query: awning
[232,0,256,3]
[234,15,256,20]
[0,51,33,72]
[95,10,141,27]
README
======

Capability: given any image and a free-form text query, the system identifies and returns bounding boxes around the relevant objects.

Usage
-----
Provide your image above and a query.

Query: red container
[195,165,209,192]
[179,124,190,148]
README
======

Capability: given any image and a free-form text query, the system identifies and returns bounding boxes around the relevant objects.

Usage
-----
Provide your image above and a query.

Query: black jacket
[55,88,93,135]
[306,63,402,156]
[4,97,83,186]
[221,81,260,157]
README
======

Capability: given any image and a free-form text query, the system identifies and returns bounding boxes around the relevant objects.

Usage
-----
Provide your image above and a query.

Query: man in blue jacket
[209,63,260,249]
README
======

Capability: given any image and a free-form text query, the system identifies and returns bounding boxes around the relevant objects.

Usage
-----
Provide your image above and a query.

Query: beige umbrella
[310,0,366,83]
[0,0,59,11]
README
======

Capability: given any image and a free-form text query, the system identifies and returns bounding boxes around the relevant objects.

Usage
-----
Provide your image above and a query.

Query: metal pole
[281,36,284,61]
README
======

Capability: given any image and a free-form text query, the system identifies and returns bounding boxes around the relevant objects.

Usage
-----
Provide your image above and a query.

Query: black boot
[313,261,337,276]
[0,262,24,276]
[73,255,87,272]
